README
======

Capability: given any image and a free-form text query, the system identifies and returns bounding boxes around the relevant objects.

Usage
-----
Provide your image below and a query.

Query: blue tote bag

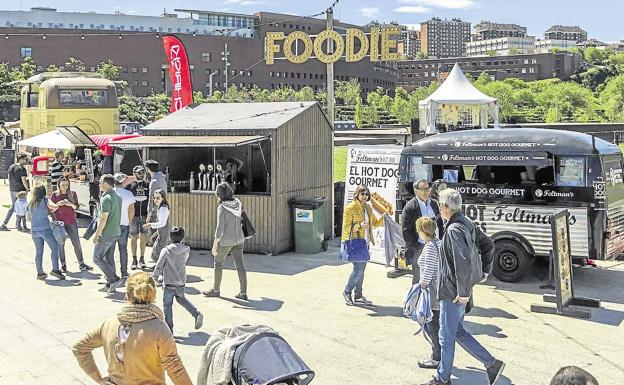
[340,225,370,262]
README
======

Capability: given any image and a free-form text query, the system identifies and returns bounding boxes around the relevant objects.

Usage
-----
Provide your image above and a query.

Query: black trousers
[423,309,441,361]
[410,244,424,284]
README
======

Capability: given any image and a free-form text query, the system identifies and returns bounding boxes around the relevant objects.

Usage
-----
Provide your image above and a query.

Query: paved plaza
[0,186,623,385]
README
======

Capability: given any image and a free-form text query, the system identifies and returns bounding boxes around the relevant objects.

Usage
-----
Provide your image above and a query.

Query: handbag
[241,210,256,239]
[83,210,100,240]
[46,199,68,244]
[340,224,370,262]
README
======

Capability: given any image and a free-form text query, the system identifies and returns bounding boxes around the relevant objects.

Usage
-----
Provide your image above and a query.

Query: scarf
[117,303,165,323]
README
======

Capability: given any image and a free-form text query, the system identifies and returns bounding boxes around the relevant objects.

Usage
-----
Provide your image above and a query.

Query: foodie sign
[264,26,402,64]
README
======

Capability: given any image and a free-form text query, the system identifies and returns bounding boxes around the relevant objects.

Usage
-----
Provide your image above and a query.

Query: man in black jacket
[401,179,443,283]
[421,188,505,385]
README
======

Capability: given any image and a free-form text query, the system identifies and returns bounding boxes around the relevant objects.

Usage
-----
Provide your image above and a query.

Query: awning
[110,135,268,148]
[56,125,98,147]
[90,134,141,156]
[18,130,72,149]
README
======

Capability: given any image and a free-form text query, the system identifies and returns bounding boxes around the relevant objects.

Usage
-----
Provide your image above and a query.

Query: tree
[414,51,428,59]
[600,75,624,121]
[335,78,361,105]
[45,64,60,72]
[507,48,520,56]
[96,59,128,94]
[354,97,364,128]
[20,57,36,80]
[65,57,86,72]
[0,62,22,102]
[295,86,315,102]
[486,50,497,57]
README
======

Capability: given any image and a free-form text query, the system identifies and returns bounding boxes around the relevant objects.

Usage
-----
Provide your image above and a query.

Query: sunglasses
[360,192,370,196]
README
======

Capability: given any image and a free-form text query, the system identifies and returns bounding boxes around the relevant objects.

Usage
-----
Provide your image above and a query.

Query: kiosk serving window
[115,135,271,195]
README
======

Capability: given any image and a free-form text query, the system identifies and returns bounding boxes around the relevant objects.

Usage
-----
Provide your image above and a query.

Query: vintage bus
[398,127,624,282]
[20,72,119,138]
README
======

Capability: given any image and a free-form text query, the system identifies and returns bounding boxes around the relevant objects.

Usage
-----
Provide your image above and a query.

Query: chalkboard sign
[0,149,14,179]
[551,209,573,312]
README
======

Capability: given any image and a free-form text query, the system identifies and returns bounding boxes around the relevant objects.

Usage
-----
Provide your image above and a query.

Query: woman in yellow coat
[341,185,385,306]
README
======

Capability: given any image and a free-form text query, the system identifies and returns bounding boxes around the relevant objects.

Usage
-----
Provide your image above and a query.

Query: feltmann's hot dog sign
[265,26,401,64]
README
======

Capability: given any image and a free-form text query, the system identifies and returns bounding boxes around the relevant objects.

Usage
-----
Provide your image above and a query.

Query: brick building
[397,52,582,91]
[0,8,397,97]
[544,25,588,43]
[420,17,470,58]
[472,21,527,41]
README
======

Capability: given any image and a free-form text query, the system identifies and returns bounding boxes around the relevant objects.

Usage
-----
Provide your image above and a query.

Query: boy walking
[152,227,203,332]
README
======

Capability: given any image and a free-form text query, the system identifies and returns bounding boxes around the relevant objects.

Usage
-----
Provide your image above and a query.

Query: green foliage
[600,75,624,121]
[507,48,520,56]
[486,50,497,57]
[354,97,364,128]
[45,64,60,72]
[118,94,170,126]
[64,57,86,72]
[335,78,361,105]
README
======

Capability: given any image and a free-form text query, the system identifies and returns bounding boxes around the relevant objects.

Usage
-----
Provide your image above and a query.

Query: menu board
[551,210,573,312]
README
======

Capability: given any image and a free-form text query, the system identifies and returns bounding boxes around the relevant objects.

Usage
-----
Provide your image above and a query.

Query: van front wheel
[492,239,531,283]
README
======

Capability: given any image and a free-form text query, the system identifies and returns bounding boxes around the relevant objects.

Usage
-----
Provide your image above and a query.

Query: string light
[81,34,85,40]
[156,32,160,38]
[4,34,8,39]
[42,34,46,39]
[118,34,123,39]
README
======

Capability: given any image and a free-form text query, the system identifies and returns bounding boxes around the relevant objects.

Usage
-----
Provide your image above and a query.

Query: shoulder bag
[241,210,256,239]
[340,223,370,262]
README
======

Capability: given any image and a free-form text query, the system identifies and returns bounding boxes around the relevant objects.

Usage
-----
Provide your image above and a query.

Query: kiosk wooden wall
[141,103,333,255]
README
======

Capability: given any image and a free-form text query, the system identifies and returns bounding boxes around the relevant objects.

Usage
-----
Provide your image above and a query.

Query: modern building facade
[0,9,397,97]
[396,52,582,91]
[420,17,471,58]
[398,28,421,60]
[466,36,536,56]
[544,25,587,42]
[472,20,527,41]
[534,38,579,53]
[0,6,257,37]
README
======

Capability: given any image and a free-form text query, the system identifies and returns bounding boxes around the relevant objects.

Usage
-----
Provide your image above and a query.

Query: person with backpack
[202,182,248,301]
[421,188,504,385]
[27,185,65,280]
[152,227,204,332]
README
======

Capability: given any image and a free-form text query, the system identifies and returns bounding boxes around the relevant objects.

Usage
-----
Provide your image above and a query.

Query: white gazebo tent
[419,63,499,134]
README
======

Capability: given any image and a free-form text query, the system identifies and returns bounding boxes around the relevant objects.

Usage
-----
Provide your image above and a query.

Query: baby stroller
[231,332,315,385]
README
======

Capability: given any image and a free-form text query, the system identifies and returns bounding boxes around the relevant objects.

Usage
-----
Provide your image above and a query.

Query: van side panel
[602,154,624,259]
[463,203,589,258]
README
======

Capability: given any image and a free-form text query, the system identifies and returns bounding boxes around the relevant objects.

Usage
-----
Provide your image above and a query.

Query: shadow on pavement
[45,279,82,287]
[464,321,507,339]
[453,367,513,385]
[219,296,284,312]
[175,332,210,346]
[185,287,202,295]
[468,306,518,320]
[366,305,404,318]
[65,271,101,280]
[187,247,343,276]
[186,274,203,284]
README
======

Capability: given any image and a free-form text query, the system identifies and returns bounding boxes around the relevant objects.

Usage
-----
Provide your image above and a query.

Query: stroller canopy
[232,332,315,385]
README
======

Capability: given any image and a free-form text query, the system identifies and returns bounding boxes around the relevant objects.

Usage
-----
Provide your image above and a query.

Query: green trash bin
[289,197,327,254]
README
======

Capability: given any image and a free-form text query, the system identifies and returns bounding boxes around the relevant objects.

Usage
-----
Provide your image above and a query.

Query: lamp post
[208,72,217,97]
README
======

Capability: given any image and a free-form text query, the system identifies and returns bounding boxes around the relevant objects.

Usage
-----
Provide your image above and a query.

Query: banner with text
[344,145,402,265]
[162,35,193,112]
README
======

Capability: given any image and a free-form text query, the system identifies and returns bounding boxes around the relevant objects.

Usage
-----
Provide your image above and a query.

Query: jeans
[58,223,85,266]
[2,191,18,226]
[151,225,170,262]
[117,225,130,276]
[213,243,247,294]
[16,215,26,229]
[31,229,60,274]
[344,262,367,298]
[437,300,496,382]
[93,237,120,284]
[163,286,199,331]
[423,309,441,361]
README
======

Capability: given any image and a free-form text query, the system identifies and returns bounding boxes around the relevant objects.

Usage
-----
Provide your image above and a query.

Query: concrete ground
[0,184,623,385]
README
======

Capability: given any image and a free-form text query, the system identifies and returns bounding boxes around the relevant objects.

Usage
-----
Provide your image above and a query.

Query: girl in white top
[143,189,170,263]
[415,216,442,370]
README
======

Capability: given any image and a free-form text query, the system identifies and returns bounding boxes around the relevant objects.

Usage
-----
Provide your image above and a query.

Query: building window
[247,70,252,76]
[131,67,138,73]
[141,81,148,86]
[521,68,527,74]
[202,52,212,62]
[20,47,32,58]
[141,67,148,73]
[529,68,535,73]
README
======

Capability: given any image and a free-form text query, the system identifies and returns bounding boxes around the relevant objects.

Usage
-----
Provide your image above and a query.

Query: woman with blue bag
[341,185,385,306]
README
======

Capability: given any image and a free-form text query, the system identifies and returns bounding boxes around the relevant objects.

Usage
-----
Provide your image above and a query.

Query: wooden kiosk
[112,102,333,254]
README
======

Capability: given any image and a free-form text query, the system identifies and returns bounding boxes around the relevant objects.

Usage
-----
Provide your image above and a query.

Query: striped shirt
[48,160,64,190]
[417,239,441,286]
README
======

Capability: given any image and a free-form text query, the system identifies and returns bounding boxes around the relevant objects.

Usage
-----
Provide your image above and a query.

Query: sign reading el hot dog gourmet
[422,152,548,166]
[344,145,402,265]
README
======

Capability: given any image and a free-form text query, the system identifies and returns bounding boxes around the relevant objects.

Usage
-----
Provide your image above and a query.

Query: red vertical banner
[162,35,193,112]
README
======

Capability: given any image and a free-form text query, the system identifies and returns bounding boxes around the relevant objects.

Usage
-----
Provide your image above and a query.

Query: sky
[4,0,623,42]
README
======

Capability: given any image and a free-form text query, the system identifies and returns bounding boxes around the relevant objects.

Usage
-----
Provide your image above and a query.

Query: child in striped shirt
[416,216,442,370]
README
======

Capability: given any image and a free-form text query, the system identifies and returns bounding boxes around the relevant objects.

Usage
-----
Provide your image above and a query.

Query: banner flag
[162,35,193,112]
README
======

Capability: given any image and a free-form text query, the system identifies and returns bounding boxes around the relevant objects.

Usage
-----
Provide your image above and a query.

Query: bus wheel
[492,239,531,283]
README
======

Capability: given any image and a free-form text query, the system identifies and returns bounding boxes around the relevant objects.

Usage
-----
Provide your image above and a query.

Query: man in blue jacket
[421,188,505,385]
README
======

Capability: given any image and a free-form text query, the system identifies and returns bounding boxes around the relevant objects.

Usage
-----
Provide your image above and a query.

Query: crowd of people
[0,151,600,384]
